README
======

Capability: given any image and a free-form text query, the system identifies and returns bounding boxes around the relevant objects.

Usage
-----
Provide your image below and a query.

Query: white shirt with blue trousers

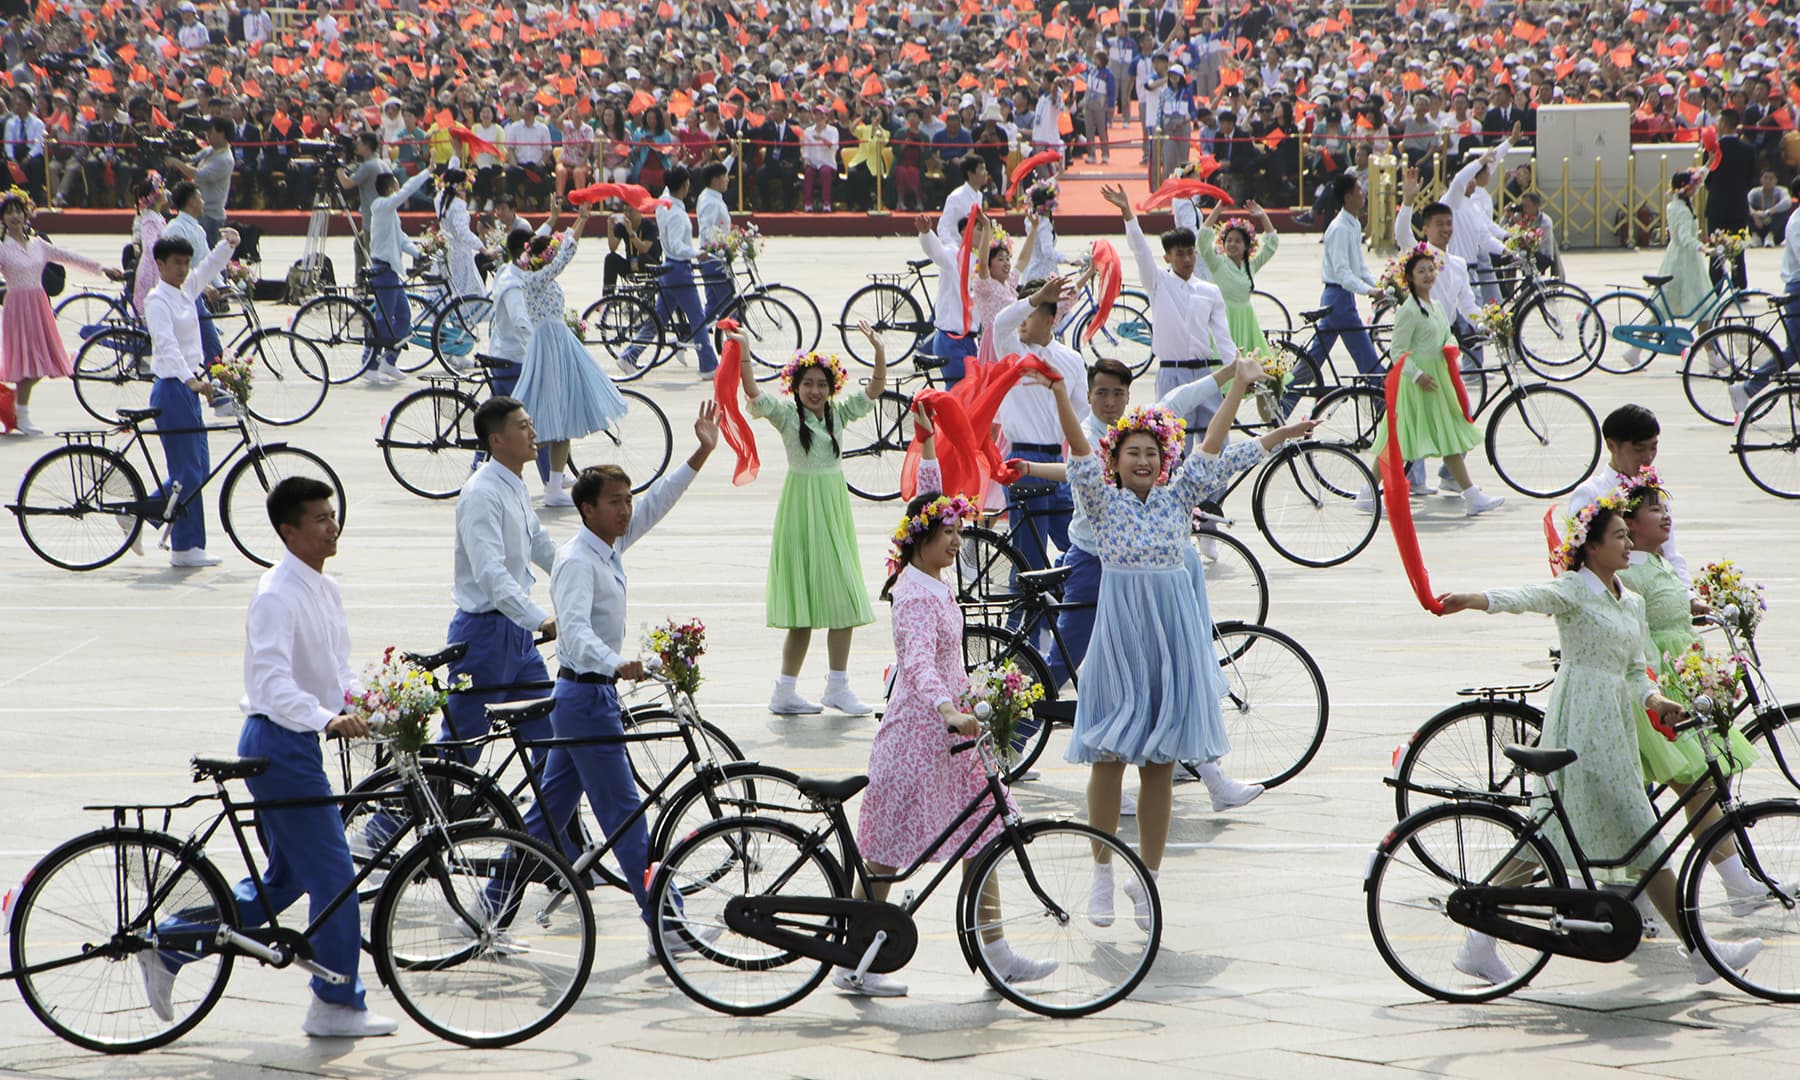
[362,169,433,370]
[511,462,698,924]
[163,210,225,372]
[990,297,1091,574]
[143,237,235,553]
[919,228,979,385]
[696,186,736,327]
[155,553,370,1010]
[1750,208,1800,395]
[1311,208,1384,378]
[624,193,719,374]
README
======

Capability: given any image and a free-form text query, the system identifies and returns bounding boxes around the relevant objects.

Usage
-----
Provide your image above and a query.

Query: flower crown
[1,184,36,219]
[778,351,849,397]
[884,493,978,576]
[1025,177,1059,212]
[1614,464,1664,512]
[1379,242,1442,305]
[517,233,562,271]
[1215,218,1260,260]
[1555,493,1626,572]
[1099,405,1186,486]
[137,170,167,210]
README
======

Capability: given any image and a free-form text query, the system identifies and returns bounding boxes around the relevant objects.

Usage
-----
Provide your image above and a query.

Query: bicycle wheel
[961,820,1160,1017]
[1587,290,1661,374]
[842,388,915,501]
[1685,324,1779,426]
[371,824,594,1047]
[290,294,377,386]
[1306,384,1384,457]
[11,444,144,571]
[428,295,495,375]
[732,292,806,365]
[379,386,482,499]
[1189,526,1269,627]
[1251,289,1292,335]
[963,623,1058,781]
[236,329,329,426]
[757,283,823,353]
[72,324,155,423]
[1251,441,1379,568]
[1485,384,1601,499]
[1076,292,1155,378]
[1269,339,1327,419]
[1209,621,1328,788]
[648,816,848,1016]
[1512,289,1602,381]
[9,829,236,1053]
[399,293,440,371]
[619,711,743,793]
[952,525,1032,605]
[219,445,346,567]
[1745,703,1800,794]
[1391,700,1544,822]
[1367,802,1564,1003]
[580,292,665,382]
[649,762,850,878]
[1735,385,1800,499]
[840,282,927,365]
[565,387,672,494]
[1683,802,1800,1001]
[55,290,131,349]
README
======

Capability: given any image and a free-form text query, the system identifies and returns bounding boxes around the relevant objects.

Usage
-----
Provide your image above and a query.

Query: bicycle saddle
[473,354,512,369]
[191,755,270,782]
[1502,744,1576,776]
[1641,274,1673,287]
[906,257,933,270]
[116,406,162,423]
[486,697,556,727]
[1300,306,1332,323]
[403,642,469,671]
[1017,566,1072,594]
[795,774,870,805]
[912,353,948,370]
[1769,293,1796,306]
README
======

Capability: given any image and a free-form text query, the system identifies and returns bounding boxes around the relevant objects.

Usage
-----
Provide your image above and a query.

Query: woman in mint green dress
[1197,201,1279,353]
[736,324,888,717]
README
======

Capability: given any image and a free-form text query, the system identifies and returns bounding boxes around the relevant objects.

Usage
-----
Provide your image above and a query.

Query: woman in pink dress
[970,207,1037,368]
[131,174,170,317]
[832,411,1058,999]
[0,191,122,434]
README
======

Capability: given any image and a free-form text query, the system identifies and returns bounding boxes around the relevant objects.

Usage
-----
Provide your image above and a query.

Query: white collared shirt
[1567,466,1689,588]
[552,463,698,675]
[938,182,983,250]
[1322,208,1377,293]
[241,552,361,734]
[1444,141,1510,262]
[919,229,974,333]
[991,297,1090,444]
[144,238,234,380]
[504,119,552,165]
[1782,207,1800,283]
[696,186,731,247]
[241,9,273,43]
[452,460,558,628]
[488,264,530,361]
[657,192,698,262]
[1124,218,1233,362]
[366,168,432,271]
[1392,206,1479,320]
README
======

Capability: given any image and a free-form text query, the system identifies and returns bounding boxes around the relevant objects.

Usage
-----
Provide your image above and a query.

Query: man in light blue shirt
[695,161,736,331]
[514,402,719,954]
[624,165,718,376]
[1732,176,1800,413]
[1309,173,1384,378]
[359,167,434,383]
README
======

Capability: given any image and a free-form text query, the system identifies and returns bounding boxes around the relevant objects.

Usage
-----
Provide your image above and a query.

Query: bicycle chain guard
[722,895,917,973]
[1447,886,1642,963]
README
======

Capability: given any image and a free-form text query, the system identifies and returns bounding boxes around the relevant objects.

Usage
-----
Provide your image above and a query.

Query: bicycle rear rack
[865,272,907,285]
[57,429,114,447]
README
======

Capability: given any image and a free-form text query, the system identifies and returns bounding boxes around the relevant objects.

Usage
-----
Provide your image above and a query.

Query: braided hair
[437,168,468,217]
[789,366,840,458]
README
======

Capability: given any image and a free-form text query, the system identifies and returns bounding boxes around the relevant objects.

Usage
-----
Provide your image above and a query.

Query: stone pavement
[0,229,1796,1079]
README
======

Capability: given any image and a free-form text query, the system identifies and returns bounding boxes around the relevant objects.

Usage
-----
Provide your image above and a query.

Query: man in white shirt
[143,476,398,1039]
[1311,173,1384,377]
[695,161,735,331]
[1444,138,1512,303]
[1134,46,1165,165]
[174,3,211,55]
[513,404,720,955]
[358,167,434,383]
[1733,178,1800,411]
[989,279,1089,573]
[164,180,227,370]
[917,206,983,387]
[3,92,47,203]
[936,153,987,251]
[236,0,273,45]
[623,166,718,376]
[143,229,237,567]
[503,103,553,207]
[1568,404,1690,588]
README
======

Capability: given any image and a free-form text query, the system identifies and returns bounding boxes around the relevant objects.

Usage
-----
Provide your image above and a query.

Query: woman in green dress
[1197,200,1279,353]
[736,323,888,717]
[1361,246,1505,517]
[1437,502,1763,988]
[1657,170,1712,324]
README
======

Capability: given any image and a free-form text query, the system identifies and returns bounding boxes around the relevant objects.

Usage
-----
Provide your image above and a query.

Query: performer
[1041,359,1315,926]
[831,429,1057,998]
[1017,179,1072,283]
[695,161,736,325]
[509,202,628,508]
[142,476,398,1039]
[937,153,988,251]
[969,207,1037,368]
[735,325,887,716]
[917,209,983,387]
[622,166,718,377]
[1443,134,1513,304]
[357,167,435,385]
[1731,178,1800,414]
[437,167,485,302]
[131,173,170,317]
[163,182,226,376]
[1196,200,1280,353]
[142,229,238,566]
[1569,404,1689,587]
[1435,505,1762,988]
[0,190,122,434]
[1659,171,1714,335]
[1309,173,1385,377]
[513,404,720,953]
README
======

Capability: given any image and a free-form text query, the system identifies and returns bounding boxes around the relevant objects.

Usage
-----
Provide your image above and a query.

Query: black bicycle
[580,265,804,383]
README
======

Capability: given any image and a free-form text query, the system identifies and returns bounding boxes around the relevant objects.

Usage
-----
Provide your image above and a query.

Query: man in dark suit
[80,95,137,208]
[1706,107,1758,289]
[229,100,269,210]
[751,101,801,213]
[1481,85,1520,148]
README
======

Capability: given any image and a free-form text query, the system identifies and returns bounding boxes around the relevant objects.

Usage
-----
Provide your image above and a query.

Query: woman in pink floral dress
[0,191,122,434]
[832,412,1058,998]
[131,174,170,317]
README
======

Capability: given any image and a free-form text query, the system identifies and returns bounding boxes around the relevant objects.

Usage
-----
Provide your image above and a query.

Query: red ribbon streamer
[1086,240,1122,344]
[1380,355,1442,615]
[447,122,501,160]
[711,318,761,486]
[958,208,978,336]
[1138,178,1235,212]
[900,354,1060,499]
[1006,149,1061,199]
[1700,125,1722,171]
[1541,506,1562,575]
[1442,344,1474,422]
[567,182,663,214]
[0,382,14,434]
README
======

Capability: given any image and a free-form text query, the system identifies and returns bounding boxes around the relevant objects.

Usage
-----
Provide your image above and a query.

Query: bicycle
[1054,276,1154,378]
[580,264,804,383]
[2,739,595,1052]
[1366,713,1798,1003]
[288,267,443,386]
[729,253,823,353]
[1588,251,1763,376]
[644,715,1161,1018]
[1477,252,1603,382]
[376,353,672,499]
[1732,371,1800,498]
[8,407,345,569]
[837,257,939,365]
[1678,293,1789,426]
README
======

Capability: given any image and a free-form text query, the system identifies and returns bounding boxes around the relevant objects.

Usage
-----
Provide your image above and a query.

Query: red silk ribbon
[1138,177,1234,212]
[1086,240,1122,344]
[1381,353,1441,615]
[711,318,761,486]
[1006,149,1061,199]
[957,208,979,336]
[1542,507,1562,575]
[567,182,663,214]
[1442,344,1475,422]
[448,123,501,160]
[901,354,1060,499]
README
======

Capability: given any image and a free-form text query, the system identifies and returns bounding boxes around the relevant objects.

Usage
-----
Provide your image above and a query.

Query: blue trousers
[698,256,736,326]
[517,681,654,923]
[1005,445,1073,572]
[160,717,365,1008]
[1470,253,1502,305]
[629,260,717,373]
[928,329,977,386]
[1749,280,1800,397]
[1046,543,1102,689]
[1309,284,1384,378]
[195,298,222,369]
[360,264,410,372]
[150,377,209,552]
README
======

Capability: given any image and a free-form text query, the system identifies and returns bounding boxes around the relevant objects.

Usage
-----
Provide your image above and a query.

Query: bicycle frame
[102,415,270,527]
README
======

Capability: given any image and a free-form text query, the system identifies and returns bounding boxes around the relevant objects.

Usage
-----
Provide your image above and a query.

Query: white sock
[1196,761,1229,789]
[1717,853,1757,891]
[776,675,797,691]
[1092,860,1114,883]
[1462,485,1484,501]
[825,670,849,688]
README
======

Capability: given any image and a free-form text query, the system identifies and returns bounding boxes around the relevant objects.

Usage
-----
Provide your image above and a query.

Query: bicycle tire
[581,292,665,382]
[1269,339,1327,419]
[648,761,852,880]
[1251,441,1379,568]
[1587,290,1662,374]
[1207,621,1328,788]
[379,386,482,499]
[621,711,744,793]
[840,282,928,365]
[566,387,672,494]
[11,444,146,571]
[1251,289,1292,335]
[1734,385,1800,499]
[962,623,1058,782]
[427,295,496,377]
[9,828,237,1053]
[1682,802,1800,1001]
[398,292,440,371]
[236,328,330,426]
[959,819,1160,1017]
[54,290,131,350]
[1367,801,1564,1003]
[1744,703,1800,794]
[757,283,823,353]
[290,294,378,386]
[1076,292,1155,378]
[1484,384,1601,499]
[1391,699,1544,823]
[72,324,156,423]
[648,815,849,1016]
[842,389,915,501]
[371,824,594,1047]
[1684,323,1778,426]
[1189,525,1270,628]
[219,445,346,567]
[952,524,1033,605]
[1512,289,1602,381]
[1306,384,1384,456]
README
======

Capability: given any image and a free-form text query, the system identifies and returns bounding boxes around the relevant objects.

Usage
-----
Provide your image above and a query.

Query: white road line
[0,636,98,688]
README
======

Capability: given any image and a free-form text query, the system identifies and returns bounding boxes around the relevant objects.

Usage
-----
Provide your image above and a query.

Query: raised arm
[726,327,761,401]
[858,320,887,399]
[1015,208,1040,276]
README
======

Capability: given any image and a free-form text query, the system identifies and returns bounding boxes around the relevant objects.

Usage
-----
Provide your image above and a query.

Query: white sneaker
[1437,467,1464,494]
[1121,874,1156,932]
[543,486,574,508]
[820,683,873,716]
[1691,937,1763,985]
[170,549,223,568]
[769,683,824,715]
[378,361,406,383]
[1462,488,1506,517]
[649,922,723,958]
[1352,484,1378,514]
[1729,384,1751,416]
[829,967,909,996]
[1120,791,1138,817]
[1623,345,1643,369]
[1405,461,1434,496]
[1087,864,1115,927]
[117,514,144,556]
[1725,874,1781,917]
[1707,345,1732,375]
[357,366,389,385]
[1453,931,1518,985]
[301,999,400,1038]
[981,938,1059,983]
[14,406,42,435]
[138,952,176,1023]
[1202,765,1264,813]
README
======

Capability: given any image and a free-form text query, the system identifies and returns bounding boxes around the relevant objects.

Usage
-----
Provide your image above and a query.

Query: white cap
[625,67,641,80]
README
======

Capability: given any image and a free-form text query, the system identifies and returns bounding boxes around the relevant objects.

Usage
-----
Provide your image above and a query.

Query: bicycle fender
[1447,886,1641,963]
[722,895,917,973]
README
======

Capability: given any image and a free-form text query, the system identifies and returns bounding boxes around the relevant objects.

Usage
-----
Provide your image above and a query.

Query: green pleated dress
[1196,227,1280,354]
[749,392,877,631]
[1370,297,1484,461]
[1618,552,1756,784]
